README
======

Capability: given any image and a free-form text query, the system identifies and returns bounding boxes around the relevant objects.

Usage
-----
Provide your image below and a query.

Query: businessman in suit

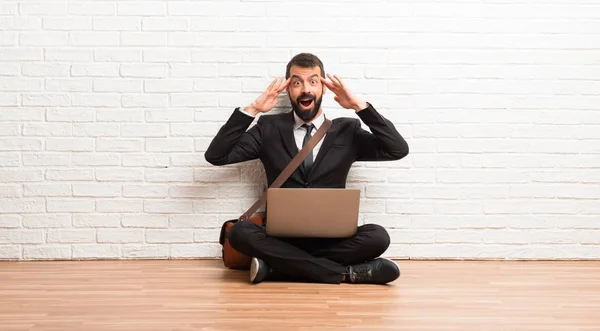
[205,53,409,285]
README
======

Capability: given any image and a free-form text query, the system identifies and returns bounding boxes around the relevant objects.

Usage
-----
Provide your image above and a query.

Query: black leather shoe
[345,258,400,284]
[250,257,271,284]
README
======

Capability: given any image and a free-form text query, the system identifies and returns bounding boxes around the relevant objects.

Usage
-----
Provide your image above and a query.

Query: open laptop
[264,188,360,238]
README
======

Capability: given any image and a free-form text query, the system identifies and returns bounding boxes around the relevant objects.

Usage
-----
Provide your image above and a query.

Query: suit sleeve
[204,108,263,166]
[354,103,409,162]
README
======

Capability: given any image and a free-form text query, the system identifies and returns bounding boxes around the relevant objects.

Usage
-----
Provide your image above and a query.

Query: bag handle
[238,117,332,221]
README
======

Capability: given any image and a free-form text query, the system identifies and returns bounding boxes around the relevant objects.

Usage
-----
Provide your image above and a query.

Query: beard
[290,93,323,122]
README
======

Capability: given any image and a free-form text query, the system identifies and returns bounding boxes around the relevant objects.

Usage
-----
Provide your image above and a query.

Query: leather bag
[218,117,332,269]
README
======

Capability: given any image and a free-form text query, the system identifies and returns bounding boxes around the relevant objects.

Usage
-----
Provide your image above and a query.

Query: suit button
[305,183,310,188]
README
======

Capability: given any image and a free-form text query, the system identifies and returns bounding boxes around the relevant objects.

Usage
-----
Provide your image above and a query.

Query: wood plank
[1,260,599,330]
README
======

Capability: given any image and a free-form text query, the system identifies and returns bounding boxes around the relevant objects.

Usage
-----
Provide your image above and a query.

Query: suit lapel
[278,111,298,159]
[308,119,339,178]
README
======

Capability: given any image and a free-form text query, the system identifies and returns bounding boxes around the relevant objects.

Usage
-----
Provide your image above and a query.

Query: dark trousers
[227,221,391,284]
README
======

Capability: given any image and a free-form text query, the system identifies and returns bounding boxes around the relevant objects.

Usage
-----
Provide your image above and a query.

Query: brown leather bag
[218,117,332,269]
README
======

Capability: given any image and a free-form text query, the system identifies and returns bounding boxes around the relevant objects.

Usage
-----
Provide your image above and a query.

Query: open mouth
[299,98,314,109]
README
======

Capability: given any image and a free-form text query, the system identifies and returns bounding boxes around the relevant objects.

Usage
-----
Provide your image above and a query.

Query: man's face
[287,65,325,122]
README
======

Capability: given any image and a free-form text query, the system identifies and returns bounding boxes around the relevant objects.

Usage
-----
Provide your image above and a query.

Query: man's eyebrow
[291,74,320,79]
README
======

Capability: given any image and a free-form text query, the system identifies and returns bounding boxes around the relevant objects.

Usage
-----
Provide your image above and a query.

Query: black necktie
[302,123,315,173]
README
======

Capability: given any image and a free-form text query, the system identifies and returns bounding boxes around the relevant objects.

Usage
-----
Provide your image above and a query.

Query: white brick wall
[1,0,599,261]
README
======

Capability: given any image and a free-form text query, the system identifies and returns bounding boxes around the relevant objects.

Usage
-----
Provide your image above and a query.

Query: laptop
[264,188,360,238]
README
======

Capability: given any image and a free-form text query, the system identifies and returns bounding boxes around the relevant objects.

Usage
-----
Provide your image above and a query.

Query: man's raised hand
[244,77,290,116]
[321,74,368,112]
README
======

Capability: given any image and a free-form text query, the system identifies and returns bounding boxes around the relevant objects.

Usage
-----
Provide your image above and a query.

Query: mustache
[296,93,315,102]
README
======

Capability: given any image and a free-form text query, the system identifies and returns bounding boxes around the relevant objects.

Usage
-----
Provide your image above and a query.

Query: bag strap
[238,117,332,221]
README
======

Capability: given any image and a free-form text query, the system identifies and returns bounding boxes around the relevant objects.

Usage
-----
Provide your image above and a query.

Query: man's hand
[321,74,368,112]
[244,77,290,116]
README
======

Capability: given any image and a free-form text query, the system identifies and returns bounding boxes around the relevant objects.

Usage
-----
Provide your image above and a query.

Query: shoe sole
[249,257,259,283]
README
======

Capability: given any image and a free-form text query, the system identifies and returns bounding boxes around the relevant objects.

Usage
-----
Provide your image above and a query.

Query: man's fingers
[276,77,290,92]
[320,76,335,90]
[332,74,345,88]
[326,74,340,87]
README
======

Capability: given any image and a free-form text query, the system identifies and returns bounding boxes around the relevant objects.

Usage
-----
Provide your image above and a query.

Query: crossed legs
[227,221,391,284]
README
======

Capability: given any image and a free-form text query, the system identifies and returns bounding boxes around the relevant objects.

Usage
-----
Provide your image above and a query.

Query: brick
[0,230,44,244]
[170,243,220,258]
[122,214,168,228]
[73,153,120,167]
[170,64,217,78]
[168,2,217,16]
[146,138,194,152]
[97,109,144,122]
[0,215,21,228]
[143,49,190,63]
[146,230,193,243]
[193,200,241,214]
[95,49,141,62]
[0,117,21,129]
[118,2,166,16]
[93,17,140,31]
[122,94,168,108]
[94,79,142,93]
[46,169,94,181]
[72,245,120,259]
[96,139,143,152]
[23,184,71,197]
[72,64,119,77]
[95,168,144,182]
[22,93,70,106]
[0,32,16,46]
[123,245,168,259]
[73,184,121,197]
[20,2,67,15]
[73,123,120,137]
[144,200,194,214]
[170,123,220,137]
[122,154,169,167]
[20,32,67,46]
[0,78,43,91]
[69,32,119,46]
[194,168,240,183]
[23,214,71,228]
[170,214,220,229]
[0,109,44,121]
[0,245,22,259]
[121,64,167,78]
[45,49,93,62]
[145,80,193,93]
[121,32,167,46]
[121,124,168,137]
[171,185,218,198]
[0,184,22,198]
[0,63,19,76]
[0,138,42,151]
[123,185,169,198]
[68,3,115,15]
[146,168,194,182]
[46,78,92,92]
[73,214,120,228]
[72,93,121,107]
[146,110,194,122]
[22,123,71,136]
[194,78,241,92]
[47,199,95,213]
[193,228,221,243]
[46,138,94,152]
[96,199,142,213]
[24,245,71,260]
[46,108,95,122]
[0,169,44,182]
[366,185,411,199]
[47,229,95,244]
[43,18,91,31]
[97,229,144,243]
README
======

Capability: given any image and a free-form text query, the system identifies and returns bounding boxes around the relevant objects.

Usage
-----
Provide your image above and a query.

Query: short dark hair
[285,53,325,79]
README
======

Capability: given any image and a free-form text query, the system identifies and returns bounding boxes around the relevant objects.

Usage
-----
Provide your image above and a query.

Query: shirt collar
[293,110,325,131]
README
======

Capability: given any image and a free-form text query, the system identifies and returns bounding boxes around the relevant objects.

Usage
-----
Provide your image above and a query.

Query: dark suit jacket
[204,103,409,189]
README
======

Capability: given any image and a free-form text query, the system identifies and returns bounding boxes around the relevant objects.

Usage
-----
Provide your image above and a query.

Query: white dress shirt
[239,107,326,162]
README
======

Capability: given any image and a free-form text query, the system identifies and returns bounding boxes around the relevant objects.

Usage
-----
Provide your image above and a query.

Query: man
[205,53,409,285]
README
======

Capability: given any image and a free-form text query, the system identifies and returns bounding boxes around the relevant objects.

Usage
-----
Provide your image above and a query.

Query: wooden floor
[1,260,599,331]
